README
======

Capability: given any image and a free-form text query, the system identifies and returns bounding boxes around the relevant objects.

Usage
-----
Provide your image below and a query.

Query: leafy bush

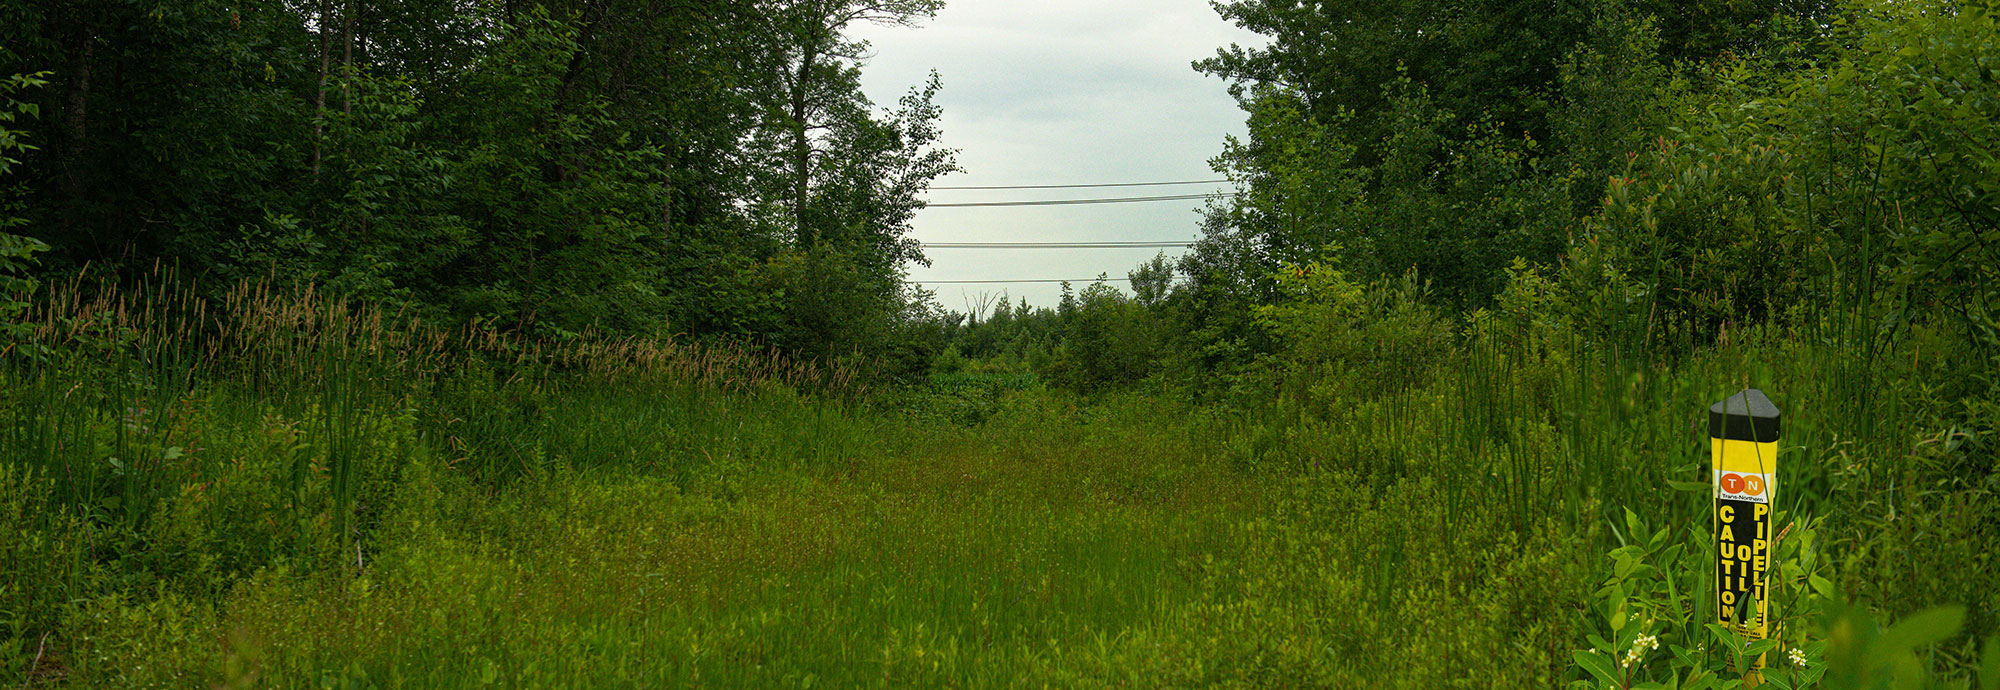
[1572,508,1998,690]
[1247,262,1454,409]
[1,72,49,359]
[1045,280,1160,390]
[1581,0,2000,357]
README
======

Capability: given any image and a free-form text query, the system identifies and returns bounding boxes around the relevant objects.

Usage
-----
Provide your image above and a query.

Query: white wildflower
[1621,634,1661,668]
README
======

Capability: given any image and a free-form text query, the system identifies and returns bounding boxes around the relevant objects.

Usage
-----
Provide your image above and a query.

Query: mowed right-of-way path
[88,390,1577,688]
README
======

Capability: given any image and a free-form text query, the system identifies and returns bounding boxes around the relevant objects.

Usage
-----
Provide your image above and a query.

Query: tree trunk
[661,164,675,233]
[59,17,94,242]
[312,0,332,175]
[63,31,91,159]
[791,41,815,249]
[342,0,356,118]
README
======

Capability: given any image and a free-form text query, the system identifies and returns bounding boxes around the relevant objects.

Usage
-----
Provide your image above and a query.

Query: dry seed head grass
[17,268,863,398]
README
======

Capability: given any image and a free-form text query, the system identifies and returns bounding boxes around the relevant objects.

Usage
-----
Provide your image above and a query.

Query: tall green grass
[3,272,1990,687]
[0,273,882,682]
[1158,278,1994,683]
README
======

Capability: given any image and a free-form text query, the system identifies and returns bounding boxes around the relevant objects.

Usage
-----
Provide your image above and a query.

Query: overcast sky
[847,1,1266,313]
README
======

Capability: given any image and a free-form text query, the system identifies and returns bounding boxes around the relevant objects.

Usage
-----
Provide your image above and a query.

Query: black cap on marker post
[1709,389,1781,443]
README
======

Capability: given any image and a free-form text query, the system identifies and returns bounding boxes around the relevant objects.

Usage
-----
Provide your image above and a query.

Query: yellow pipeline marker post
[1710,389,1781,682]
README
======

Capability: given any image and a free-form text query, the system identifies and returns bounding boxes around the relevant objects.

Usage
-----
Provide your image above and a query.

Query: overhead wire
[930,179,1229,190]
[923,193,1229,208]
[913,278,1135,284]
[921,241,1195,249]
[913,179,1225,286]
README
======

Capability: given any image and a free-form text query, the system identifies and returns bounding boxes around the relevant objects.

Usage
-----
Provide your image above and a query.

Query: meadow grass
[2,278,1991,687]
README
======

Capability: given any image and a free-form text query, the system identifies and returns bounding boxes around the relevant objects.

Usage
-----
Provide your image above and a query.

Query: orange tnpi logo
[1720,473,1744,494]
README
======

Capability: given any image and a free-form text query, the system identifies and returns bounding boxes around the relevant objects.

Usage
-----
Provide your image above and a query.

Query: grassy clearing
[3,279,1994,687]
[7,366,1274,686]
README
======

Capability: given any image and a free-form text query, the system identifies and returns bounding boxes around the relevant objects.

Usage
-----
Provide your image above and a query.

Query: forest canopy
[3,0,1999,685]
[0,0,957,370]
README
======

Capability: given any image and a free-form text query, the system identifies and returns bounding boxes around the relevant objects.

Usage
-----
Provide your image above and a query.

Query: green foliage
[4,272,1994,687]
[895,370,1042,426]
[1556,5,1670,213]
[1205,86,1365,275]
[0,71,48,358]
[1573,0,2000,357]
[0,462,95,681]
[4,0,1999,685]
[1045,279,1159,390]
[1200,0,1596,159]
[0,0,956,377]
[1573,505,1992,690]
[935,293,1064,381]
[1249,262,1452,407]
[1184,0,1821,317]
[1571,509,1836,689]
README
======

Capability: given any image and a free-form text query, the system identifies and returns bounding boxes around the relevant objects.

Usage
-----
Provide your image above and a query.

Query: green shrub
[1045,280,1159,390]
[1,72,50,360]
[1571,507,1999,689]
[1247,262,1454,410]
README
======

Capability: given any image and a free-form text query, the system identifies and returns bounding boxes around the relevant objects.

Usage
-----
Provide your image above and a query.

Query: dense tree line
[944,0,1846,383]
[1171,0,1841,371]
[943,0,1995,419]
[0,0,956,371]
[932,3,1999,651]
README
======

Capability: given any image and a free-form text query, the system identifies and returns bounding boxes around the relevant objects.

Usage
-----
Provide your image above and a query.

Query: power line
[914,278,1134,284]
[921,241,1195,249]
[924,193,1229,208]
[930,179,1229,191]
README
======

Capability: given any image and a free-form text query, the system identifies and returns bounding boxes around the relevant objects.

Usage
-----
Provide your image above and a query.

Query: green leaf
[1979,635,1998,690]
[1671,644,1700,668]
[1705,624,1740,655]
[1574,650,1622,687]
[1808,574,1836,599]
[1800,662,1827,686]
[1876,605,1965,654]
[1666,479,1709,493]
[1659,543,1686,568]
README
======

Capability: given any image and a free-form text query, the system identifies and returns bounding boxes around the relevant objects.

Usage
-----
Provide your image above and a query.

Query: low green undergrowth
[4,277,1995,688]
